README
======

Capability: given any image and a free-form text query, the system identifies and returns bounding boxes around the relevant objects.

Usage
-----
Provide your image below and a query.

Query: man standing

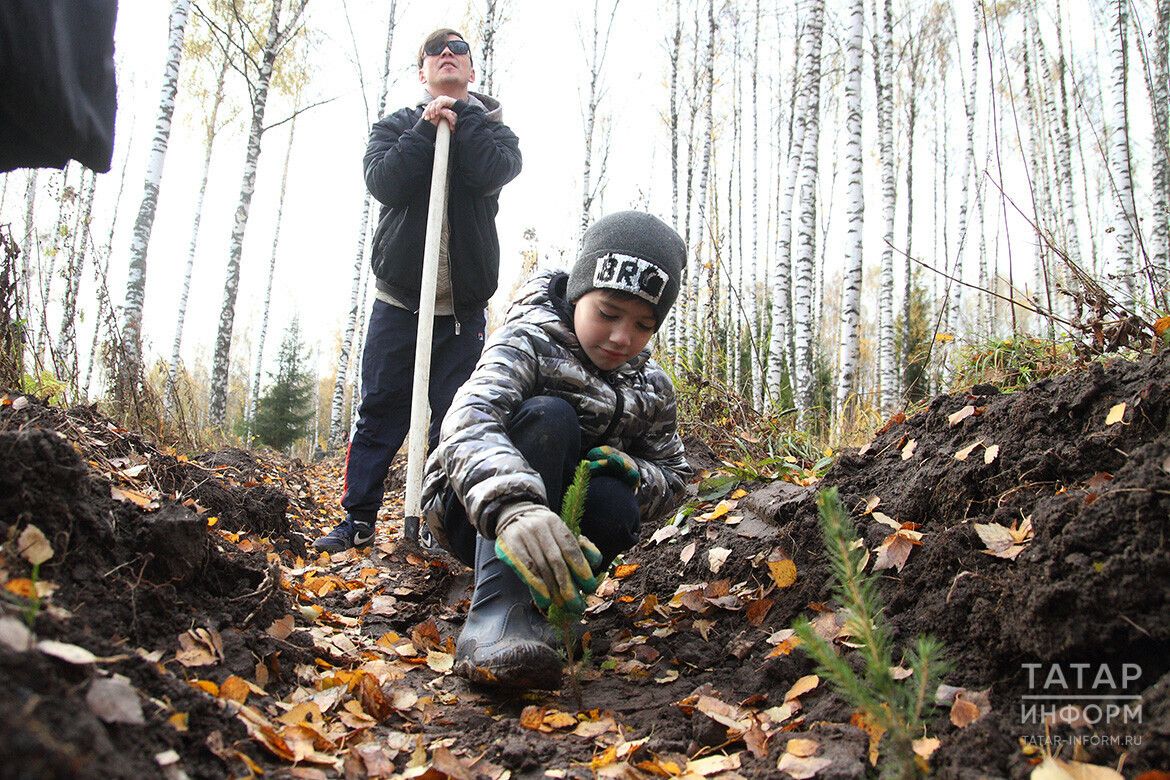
[315,28,522,552]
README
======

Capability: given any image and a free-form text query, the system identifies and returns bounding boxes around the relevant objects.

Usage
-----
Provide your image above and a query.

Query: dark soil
[1,350,1167,779]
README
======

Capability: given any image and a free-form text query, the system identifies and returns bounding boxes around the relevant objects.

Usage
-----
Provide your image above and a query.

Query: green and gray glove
[585,446,640,489]
[494,501,604,612]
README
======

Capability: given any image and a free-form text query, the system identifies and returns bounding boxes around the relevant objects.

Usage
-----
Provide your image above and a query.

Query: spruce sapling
[793,488,949,778]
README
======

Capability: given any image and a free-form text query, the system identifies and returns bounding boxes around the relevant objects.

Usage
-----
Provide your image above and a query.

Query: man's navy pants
[342,299,486,525]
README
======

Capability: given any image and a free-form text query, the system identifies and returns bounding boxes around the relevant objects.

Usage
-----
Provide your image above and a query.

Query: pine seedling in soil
[549,460,590,706]
[793,488,949,778]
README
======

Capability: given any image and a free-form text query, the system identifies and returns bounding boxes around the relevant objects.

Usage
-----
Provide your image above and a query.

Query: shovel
[403,119,451,545]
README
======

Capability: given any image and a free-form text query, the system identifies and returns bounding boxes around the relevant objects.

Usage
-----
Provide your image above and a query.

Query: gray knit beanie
[567,211,687,326]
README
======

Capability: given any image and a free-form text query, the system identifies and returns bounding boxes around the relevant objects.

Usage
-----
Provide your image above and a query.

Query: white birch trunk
[876,0,897,412]
[122,0,191,376]
[208,0,307,426]
[748,0,763,409]
[943,0,981,383]
[791,0,824,415]
[58,170,97,397]
[692,0,715,367]
[1149,0,1169,306]
[328,0,398,450]
[247,112,298,439]
[167,21,232,410]
[664,0,682,357]
[766,27,810,406]
[1107,0,1138,309]
[836,0,864,417]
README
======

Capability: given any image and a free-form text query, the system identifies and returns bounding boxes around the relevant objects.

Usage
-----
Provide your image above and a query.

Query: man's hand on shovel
[422,96,458,130]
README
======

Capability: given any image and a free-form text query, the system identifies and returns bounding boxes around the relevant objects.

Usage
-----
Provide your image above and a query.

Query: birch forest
[2,0,1167,450]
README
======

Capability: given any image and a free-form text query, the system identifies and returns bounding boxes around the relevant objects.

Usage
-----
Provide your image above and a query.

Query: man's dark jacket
[364,93,521,320]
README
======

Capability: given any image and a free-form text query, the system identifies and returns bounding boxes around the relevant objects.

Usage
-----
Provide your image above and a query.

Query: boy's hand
[585,446,640,489]
[494,502,598,611]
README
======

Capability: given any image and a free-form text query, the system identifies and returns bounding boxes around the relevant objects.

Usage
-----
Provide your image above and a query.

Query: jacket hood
[505,270,651,376]
[416,91,504,122]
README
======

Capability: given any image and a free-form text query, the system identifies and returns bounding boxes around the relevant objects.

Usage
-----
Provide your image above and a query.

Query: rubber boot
[454,535,563,689]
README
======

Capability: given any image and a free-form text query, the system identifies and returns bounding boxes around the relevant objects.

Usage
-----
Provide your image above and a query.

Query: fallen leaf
[913,737,940,758]
[901,439,917,460]
[705,501,734,521]
[950,696,982,728]
[267,615,295,640]
[873,530,920,572]
[110,485,160,510]
[519,705,546,731]
[357,674,392,722]
[426,650,454,673]
[87,676,145,724]
[650,524,680,544]
[746,598,774,626]
[17,525,53,566]
[175,629,221,667]
[974,519,1033,560]
[786,738,819,757]
[613,563,640,579]
[655,669,679,684]
[954,440,984,461]
[680,541,697,565]
[949,405,976,426]
[1105,403,1126,426]
[871,511,901,529]
[784,674,819,702]
[693,619,715,640]
[168,712,189,732]
[708,547,732,574]
[863,495,881,514]
[696,695,750,732]
[778,751,833,778]
[1030,755,1123,779]
[851,711,886,766]
[219,675,251,704]
[573,716,617,737]
[0,616,35,652]
[767,557,797,588]
[686,752,742,776]
[37,639,97,664]
[983,444,1000,464]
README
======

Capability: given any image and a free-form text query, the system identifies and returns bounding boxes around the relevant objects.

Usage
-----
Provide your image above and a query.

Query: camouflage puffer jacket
[421,270,692,544]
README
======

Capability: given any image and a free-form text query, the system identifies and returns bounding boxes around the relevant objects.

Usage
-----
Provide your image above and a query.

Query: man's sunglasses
[424,39,471,58]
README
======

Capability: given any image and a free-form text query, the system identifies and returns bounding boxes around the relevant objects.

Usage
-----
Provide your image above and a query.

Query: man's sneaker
[313,517,375,553]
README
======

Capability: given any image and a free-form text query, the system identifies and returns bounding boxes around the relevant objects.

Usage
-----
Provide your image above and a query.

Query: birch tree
[664,0,682,356]
[748,0,763,409]
[167,2,239,410]
[766,15,810,406]
[121,0,192,385]
[328,0,399,451]
[208,0,309,426]
[835,0,865,418]
[478,0,508,96]
[1146,0,1169,305]
[691,0,716,366]
[57,170,96,396]
[874,0,897,411]
[1106,0,1138,309]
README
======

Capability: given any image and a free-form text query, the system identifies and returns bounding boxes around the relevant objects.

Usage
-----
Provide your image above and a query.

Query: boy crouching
[421,211,694,690]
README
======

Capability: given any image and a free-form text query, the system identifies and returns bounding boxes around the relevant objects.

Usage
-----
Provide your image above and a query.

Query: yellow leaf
[218,675,250,704]
[191,679,219,695]
[730,488,749,499]
[17,525,53,565]
[1105,403,1126,425]
[777,752,833,778]
[613,563,640,579]
[168,712,189,732]
[784,674,819,701]
[706,500,733,521]
[543,710,578,730]
[1153,315,1170,337]
[767,558,797,588]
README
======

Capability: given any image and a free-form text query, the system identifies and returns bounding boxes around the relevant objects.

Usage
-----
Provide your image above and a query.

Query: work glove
[494,502,604,612]
[585,446,640,489]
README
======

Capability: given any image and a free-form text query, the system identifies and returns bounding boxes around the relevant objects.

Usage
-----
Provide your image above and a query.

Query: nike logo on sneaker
[353,527,374,546]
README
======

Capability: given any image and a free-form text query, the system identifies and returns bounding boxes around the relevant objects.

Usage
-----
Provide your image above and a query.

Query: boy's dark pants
[342,300,486,524]
[441,396,641,569]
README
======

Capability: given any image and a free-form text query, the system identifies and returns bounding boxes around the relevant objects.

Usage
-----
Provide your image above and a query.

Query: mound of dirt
[571,350,1168,776]
[0,400,316,778]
